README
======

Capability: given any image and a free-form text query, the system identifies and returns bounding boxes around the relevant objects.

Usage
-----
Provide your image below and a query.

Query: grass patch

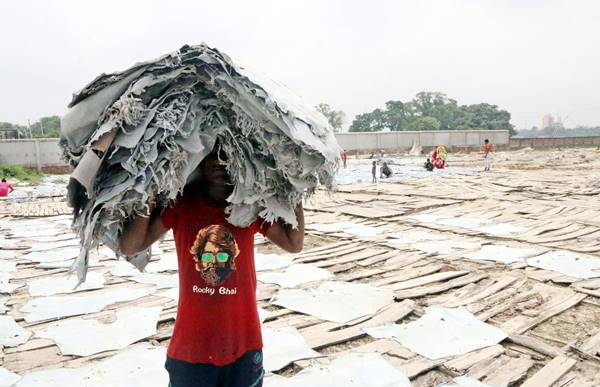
[0,164,43,184]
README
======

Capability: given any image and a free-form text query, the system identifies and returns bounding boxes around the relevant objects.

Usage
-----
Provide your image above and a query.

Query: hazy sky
[1,0,599,130]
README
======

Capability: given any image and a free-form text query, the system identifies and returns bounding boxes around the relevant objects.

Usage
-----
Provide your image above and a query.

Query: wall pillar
[34,140,42,172]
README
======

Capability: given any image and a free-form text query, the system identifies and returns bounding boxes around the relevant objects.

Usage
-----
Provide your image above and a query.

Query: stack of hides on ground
[60,44,340,283]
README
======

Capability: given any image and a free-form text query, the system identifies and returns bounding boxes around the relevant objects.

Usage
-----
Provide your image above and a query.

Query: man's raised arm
[119,205,168,256]
[265,204,304,253]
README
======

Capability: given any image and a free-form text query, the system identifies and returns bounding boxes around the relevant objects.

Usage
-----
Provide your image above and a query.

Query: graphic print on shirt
[190,224,240,286]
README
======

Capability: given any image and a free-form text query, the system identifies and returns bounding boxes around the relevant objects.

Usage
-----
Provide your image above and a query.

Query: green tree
[382,100,406,131]
[405,92,463,131]
[349,91,515,134]
[349,109,387,132]
[409,92,447,117]
[459,104,514,134]
[315,103,345,132]
[0,116,62,139]
[30,115,61,138]
[406,116,441,131]
[0,122,26,139]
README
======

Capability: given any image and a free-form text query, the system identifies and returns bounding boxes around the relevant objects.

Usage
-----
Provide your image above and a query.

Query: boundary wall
[335,130,509,152]
[0,139,67,172]
[509,136,600,148]
[2,134,599,171]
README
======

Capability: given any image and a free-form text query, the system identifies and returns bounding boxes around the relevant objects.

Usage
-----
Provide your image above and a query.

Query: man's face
[200,147,231,189]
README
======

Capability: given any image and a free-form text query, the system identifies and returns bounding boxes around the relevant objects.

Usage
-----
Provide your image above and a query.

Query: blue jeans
[165,350,264,387]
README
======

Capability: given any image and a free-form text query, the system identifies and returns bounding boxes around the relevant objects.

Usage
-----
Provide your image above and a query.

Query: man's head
[484,139,489,144]
[192,143,232,202]
[372,161,376,166]
[1,179,5,183]
[200,144,229,185]
[190,224,240,286]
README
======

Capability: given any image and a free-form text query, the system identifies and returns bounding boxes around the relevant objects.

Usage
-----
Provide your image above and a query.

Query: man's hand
[119,202,168,256]
[265,204,304,253]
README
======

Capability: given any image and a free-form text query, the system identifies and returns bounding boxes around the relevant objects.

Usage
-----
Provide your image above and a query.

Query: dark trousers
[165,350,264,387]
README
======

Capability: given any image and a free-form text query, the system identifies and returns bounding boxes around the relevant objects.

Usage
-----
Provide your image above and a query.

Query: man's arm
[119,205,168,256]
[265,204,304,253]
[8,185,14,193]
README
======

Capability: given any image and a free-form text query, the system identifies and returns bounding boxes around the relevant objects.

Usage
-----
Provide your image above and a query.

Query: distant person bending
[430,148,438,164]
[436,145,448,167]
[380,162,393,179]
[424,158,434,172]
[430,149,441,169]
[371,160,377,183]
[0,179,15,197]
[483,139,493,171]
[431,145,447,169]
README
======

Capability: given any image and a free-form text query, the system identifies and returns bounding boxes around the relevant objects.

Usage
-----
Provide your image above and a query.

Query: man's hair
[190,224,240,269]
[1,178,5,182]
[484,139,489,143]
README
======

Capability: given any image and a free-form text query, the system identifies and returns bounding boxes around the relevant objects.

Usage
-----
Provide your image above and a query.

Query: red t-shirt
[161,193,269,365]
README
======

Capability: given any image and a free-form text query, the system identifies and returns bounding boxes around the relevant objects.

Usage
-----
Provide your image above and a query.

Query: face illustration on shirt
[190,225,240,286]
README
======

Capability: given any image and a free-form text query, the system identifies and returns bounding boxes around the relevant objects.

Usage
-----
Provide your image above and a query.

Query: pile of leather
[60,44,340,282]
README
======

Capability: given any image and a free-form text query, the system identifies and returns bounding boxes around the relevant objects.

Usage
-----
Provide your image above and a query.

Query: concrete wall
[0,139,65,171]
[3,135,598,171]
[509,136,600,148]
[335,130,510,152]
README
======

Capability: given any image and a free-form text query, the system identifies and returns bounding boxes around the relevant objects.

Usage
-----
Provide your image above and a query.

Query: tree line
[9,97,597,140]
[316,91,515,135]
[0,116,61,139]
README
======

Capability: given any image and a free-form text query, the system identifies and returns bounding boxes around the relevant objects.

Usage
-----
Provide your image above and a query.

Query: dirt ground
[1,146,600,386]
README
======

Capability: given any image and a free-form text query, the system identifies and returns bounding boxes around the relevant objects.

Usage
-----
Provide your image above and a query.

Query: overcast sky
[1,0,599,130]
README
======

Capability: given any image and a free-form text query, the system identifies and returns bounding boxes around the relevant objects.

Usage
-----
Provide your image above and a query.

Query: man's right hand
[119,202,168,256]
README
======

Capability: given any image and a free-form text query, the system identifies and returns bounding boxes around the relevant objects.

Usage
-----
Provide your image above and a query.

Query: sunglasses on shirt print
[200,252,230,264]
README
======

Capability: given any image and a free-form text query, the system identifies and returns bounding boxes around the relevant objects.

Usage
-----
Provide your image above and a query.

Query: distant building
[541,113,565,129]
[555,115,564,127]
[541,114,554,129]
